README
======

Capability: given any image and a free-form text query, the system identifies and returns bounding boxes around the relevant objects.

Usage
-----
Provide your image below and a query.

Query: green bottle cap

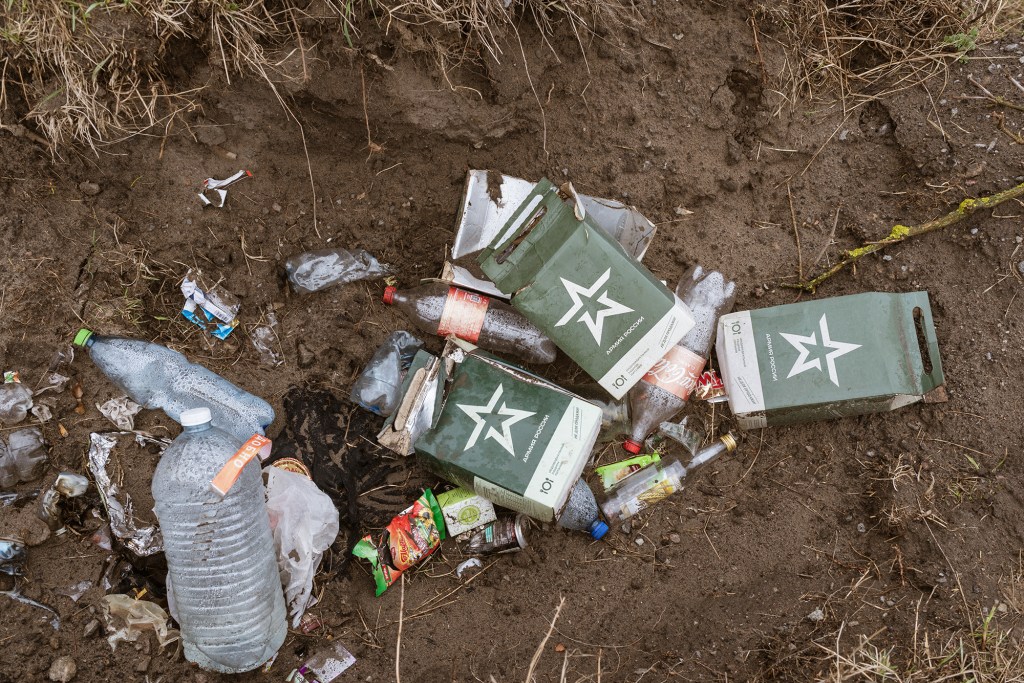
[73,329,94,347]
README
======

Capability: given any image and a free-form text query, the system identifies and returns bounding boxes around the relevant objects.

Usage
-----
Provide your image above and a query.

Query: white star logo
[554,269,633,344]
[780,314,861,386]
[456,384,535,456]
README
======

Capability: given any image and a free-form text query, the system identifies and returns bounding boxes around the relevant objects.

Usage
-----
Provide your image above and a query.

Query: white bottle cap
[180,407,212,426]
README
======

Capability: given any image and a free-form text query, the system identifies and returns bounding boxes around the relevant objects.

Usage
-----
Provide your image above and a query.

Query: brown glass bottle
[382,282,557,364]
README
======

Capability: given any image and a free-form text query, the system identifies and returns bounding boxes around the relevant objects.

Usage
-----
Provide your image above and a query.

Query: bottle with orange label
[382,282,557,364]
[622,265,736,453]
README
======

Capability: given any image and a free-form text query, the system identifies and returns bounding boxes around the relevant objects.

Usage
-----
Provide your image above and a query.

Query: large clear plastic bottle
[556,480,609,539]
[73,329,274,443]
[382,283,557,364]
[152,408,286,673]
[350,331,423,416]
[623,266,736,453]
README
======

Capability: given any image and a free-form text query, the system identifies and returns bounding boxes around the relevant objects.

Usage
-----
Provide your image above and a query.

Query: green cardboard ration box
[415,350,602,522]
[715,291,946,429]
[477,179,694,399]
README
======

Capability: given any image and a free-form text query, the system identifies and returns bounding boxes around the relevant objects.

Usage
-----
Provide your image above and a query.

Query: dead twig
[396,574,405,683]
[525,596,566,683]
[787,181,1024,292]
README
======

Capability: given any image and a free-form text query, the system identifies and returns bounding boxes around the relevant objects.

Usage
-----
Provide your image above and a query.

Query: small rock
[857,522,867,533]
[1017,261,1024,276]
[634,537,645,546]
[882,254,893,262]
[272,203,282,213]
[654,547,669,563]
[83,619,100,638]
[807,608,825,622]
[135,656,152,674]
[296,341,316,369]
[620,521,632,534]
[48,656,77,682]
[669,533,681,544]
[78,181,100,196]
[998,602,1008,613]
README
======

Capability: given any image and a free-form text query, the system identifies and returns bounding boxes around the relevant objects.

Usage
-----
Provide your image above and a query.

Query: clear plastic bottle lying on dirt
[350,331,423,417]
[152,408,286,673]
[0,378,33,425]
[6,428,47,483]
[73,329,274,443]
[382,282,557,364]
[623,266,736,453]
[284,248,389,294]
[556,480,609,539]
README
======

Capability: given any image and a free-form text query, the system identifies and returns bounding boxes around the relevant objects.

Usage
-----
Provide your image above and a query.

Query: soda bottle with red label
[382,282,557,364]
[622,266,736,453]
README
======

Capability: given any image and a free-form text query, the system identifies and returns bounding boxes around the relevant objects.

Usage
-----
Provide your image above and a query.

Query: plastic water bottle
[556,480,609,539]
[623,266,736,453]
[73,330,274,443]
[0,380,32,425]
[350,331,423,416]
[382,282,557,364]
[284,248,389,294]
[152,408,285,673]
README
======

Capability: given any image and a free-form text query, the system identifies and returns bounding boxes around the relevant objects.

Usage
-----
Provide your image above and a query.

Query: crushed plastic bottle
[285,248,389,294]
[382,282,557,364]
[556,480,609,539]
[0,376,33,425]
[73,329,274,444]
[350,331,423,417]
[152,408,285,673]
[0,428,47,486]
[623,265,736,453]
[570,383,630,443]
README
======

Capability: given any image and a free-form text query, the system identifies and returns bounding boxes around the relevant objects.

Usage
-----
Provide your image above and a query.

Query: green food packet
[594,453,661,490]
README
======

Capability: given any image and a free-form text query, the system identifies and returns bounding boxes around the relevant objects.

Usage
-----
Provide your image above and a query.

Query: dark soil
[2,3,1024,682]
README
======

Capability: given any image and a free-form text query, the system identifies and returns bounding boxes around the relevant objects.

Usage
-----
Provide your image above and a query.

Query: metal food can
[462,514,528,556]
[271,457,312,479]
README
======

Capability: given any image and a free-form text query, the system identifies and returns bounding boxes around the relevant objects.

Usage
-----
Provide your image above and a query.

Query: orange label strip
[210,434,272,496]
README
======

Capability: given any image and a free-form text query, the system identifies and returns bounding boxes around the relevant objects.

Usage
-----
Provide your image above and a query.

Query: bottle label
[620,478,679,518]
[210,434,272,496]
[437,287,489,344]
[641,345,706,401]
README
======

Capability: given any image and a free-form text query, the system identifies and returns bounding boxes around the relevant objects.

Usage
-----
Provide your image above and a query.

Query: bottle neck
[182,422,212,433]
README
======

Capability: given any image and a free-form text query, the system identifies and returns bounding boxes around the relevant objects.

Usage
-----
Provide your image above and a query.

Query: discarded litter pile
[0,169,947,680]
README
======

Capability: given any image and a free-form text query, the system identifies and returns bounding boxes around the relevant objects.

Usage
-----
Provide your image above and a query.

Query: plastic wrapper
[287,642,356,683]
[594,453,661,491]
[285,248,390,294]
[198,169,250,207]
[265,467,340,627]
[0,428,47,485]
[251,309,283,366]
[101,594,180,650]
[87,433,163,556]
[96,396,142,431]
[350,331,423,417]
[0,538,26,576]
[38,472,89,530]
[181,270,241,339]
[352,489,446,596]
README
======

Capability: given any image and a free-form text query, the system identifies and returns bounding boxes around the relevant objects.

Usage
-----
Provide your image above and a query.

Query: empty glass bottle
[74,329,274,443]
[383,283,557,364]
[152,407,286,673]
[623,266,736,453]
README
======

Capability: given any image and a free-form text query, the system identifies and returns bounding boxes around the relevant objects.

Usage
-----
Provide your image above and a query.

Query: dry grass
[819,617,1024,683]
[753,0,1019,108]
[1,0,632,149]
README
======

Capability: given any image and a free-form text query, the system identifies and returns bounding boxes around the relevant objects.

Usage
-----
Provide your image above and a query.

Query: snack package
[352,489,447,596]
[594,453,661,491]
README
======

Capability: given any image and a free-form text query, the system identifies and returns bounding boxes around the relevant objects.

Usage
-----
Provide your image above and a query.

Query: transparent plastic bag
[350,331,423,417]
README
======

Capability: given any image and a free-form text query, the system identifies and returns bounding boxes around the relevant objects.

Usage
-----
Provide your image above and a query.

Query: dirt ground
[2,2,1024,681]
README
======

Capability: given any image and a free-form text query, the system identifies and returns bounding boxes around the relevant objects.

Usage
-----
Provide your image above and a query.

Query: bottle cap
[180,407,212,427]
[721,432,738,452]
[382,286,397,305]
[73,329,93,347]
[589,520,609,540]
[622,439,642,455]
